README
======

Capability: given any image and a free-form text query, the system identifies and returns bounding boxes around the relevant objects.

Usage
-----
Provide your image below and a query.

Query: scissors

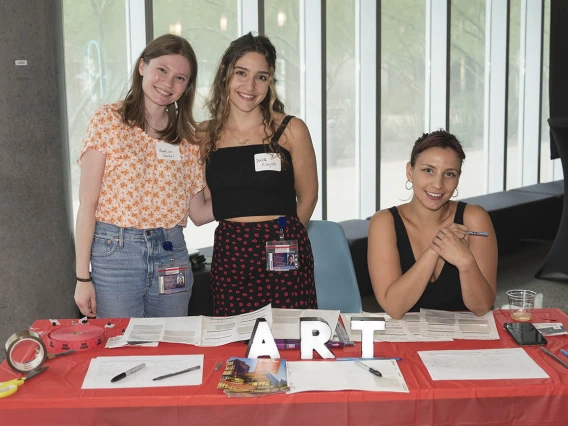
[0,366,49,398]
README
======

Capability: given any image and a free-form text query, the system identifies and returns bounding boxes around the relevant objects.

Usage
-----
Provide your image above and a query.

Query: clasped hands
[429,224,474,269]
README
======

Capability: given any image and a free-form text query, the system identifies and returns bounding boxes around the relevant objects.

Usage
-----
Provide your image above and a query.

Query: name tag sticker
[254,153,282,172]
[156,142,181,161]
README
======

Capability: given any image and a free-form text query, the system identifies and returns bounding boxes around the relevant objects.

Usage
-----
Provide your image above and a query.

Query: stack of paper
[341,309,500,342]
[271,308,340,339]
[286,359,409,393]
[122,305,272,346]
[82,355,204,389]
[340,312,453,342]
[418,348,549,380]
[418,309,499,340]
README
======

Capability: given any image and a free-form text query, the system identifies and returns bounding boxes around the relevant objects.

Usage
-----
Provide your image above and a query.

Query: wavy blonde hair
[119,34,198,144]
[201,32,286,162]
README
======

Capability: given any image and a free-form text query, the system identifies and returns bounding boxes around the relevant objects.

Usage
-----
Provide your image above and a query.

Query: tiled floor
[362,239,568,314]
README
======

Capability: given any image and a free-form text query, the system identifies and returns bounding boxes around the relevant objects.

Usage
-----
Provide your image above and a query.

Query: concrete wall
[0,0,77,362]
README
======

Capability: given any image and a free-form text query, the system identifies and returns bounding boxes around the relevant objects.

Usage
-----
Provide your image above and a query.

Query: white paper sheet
[81,355,204,389]
[340,312,453,342]
[418,348,549,380]
[271,308,340,339]
[122,304,272,346]
[418,309,500,340]
[105,335,159,348]
[286,360,409,393]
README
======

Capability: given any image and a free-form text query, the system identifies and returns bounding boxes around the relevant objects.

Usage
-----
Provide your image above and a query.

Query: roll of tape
[46,325,105,351]
[4,330,48,374]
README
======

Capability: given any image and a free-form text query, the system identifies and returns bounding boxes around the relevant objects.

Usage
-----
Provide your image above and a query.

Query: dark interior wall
[0,0,77,361]
[549,0,568,159]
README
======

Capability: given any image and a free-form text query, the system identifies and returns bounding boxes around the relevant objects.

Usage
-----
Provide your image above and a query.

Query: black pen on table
[540,347,568,369]
[111,363,146,383]
[153,365,201,381]
[355,360,382,377]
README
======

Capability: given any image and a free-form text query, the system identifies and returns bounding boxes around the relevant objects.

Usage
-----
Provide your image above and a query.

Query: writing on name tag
[254,153,281,172]
[156,142,181,160]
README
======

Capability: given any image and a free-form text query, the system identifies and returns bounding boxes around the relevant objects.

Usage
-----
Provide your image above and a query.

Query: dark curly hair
[410,129,466,167]
[200,32,286,163]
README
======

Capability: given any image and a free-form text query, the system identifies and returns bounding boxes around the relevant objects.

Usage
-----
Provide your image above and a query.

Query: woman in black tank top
[199,33,318,316]
[368,130,498,319]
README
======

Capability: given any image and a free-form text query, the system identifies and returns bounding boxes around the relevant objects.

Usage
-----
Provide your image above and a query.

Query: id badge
[266,240,299,271]
[158,266,188,294]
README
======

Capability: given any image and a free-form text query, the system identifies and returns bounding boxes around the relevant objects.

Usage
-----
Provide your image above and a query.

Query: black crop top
[206,116,297,220]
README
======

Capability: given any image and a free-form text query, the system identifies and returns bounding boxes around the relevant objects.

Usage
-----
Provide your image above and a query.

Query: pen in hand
[153,365,201,381]
[355,360,382,377]
[467,231,488,237]
[111,363,146,383]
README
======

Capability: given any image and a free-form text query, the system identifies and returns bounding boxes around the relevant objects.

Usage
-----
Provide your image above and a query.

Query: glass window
[63,0,129,229]
[449,0,487,198]
[506,0,522,190]
[264,0,301,116]
[380,0,426,209]
[326,0,358,221]
[539,0,557,182]
[62,1,555,243]
[153,0,239,122]
[153,0,239,249]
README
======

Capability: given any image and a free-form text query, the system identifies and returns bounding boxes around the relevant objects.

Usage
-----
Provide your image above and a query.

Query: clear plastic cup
[506,289,537,321]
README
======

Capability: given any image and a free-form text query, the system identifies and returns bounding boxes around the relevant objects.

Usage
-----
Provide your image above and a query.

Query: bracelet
[76,275,92,282]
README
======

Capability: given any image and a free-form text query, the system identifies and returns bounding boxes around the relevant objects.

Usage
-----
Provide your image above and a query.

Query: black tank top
[388,202,468,312]
[206,116,297,220]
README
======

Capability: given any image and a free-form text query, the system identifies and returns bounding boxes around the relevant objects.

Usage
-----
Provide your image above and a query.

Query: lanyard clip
[277,217,287,240]
[163,241,174,263]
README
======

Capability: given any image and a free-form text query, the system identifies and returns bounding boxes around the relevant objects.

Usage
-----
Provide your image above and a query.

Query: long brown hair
[119,34,198,144]
[201,32,286,162]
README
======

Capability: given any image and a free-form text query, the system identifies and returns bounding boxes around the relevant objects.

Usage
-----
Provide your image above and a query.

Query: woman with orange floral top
[74,34,213,318]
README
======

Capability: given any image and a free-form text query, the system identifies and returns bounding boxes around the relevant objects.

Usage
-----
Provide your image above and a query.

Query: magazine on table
[217,357,289,397]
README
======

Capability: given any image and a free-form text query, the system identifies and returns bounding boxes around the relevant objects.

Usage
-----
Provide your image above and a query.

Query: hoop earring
[452,188,459,198]
[405,180,413,190]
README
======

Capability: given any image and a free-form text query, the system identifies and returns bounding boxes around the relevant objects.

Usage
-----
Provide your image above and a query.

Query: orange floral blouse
[78,102,205,229]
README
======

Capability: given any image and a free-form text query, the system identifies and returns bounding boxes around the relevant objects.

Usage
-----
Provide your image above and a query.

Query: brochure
[217,357,289,396]
[532,323,568,336]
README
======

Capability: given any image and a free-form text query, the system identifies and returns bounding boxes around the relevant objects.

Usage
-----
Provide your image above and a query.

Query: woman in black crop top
[368,130,498,319]
[199,33,318,316]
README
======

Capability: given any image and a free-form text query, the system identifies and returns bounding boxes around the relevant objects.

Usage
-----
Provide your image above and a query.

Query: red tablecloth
[1,309,568,426]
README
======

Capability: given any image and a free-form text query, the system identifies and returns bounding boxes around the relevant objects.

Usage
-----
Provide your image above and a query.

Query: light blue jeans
[90,221,193,318]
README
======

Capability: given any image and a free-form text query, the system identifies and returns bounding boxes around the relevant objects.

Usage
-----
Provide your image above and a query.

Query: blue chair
[306,220,362,313]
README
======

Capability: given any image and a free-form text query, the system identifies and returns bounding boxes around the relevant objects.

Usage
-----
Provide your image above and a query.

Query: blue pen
[337,357,402,362]
[560,349,568,358]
